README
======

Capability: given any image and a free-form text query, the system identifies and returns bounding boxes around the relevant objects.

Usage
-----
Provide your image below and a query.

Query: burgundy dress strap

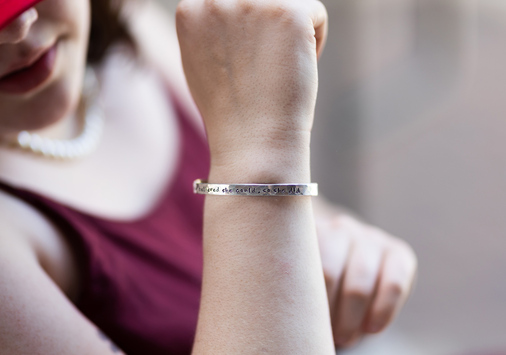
[0,87,210,355]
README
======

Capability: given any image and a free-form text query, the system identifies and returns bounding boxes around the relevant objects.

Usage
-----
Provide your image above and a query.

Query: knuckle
[393,240,418,268]
[267,1,305,26]
[236,0,255,14]
[175,1,190,21]
[330,214,347,230]
[384,281,404,300]
[323,265,340,283]
[362,226,386,246]
[345,286,370,303]
[371,298,397,323]
[367,225,392,242]
[204,0,225,14]
[340,215,367,237]
[351,260,376,285]
[268,1,292,16]
[373,306,393,322]
[400,240,417,260]
[175,0,197,29]
[201,0,233,21]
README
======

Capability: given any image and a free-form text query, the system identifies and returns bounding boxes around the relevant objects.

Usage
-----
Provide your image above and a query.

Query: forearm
[177,0,333,351]
[192,148,335,354]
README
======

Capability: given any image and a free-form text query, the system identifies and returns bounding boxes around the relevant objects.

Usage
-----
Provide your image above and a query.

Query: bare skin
[0,0,417,353]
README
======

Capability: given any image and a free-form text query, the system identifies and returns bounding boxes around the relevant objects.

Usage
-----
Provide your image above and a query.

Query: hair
[87,0,135,65]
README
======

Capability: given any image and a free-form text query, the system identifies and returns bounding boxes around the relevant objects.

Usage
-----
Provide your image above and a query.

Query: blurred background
[160,0,506,354]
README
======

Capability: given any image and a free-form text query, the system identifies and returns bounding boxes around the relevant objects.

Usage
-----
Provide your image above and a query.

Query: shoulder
[0,190,124,354]
[0,188,51,252]
[0,188,81,301]
[124,0,205,134]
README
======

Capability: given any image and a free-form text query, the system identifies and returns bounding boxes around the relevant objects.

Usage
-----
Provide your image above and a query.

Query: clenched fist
[176,0,328,162]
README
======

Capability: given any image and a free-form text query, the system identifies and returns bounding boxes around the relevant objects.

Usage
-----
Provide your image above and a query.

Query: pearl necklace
[11,68,104,160]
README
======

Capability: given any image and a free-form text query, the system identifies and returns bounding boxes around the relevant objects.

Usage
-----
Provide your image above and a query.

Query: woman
[0,0,417,353]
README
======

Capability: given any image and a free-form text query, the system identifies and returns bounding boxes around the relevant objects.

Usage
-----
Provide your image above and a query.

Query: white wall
[315,1,506,354]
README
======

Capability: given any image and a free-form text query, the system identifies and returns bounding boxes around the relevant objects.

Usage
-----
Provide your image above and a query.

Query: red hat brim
[0,0,44,30]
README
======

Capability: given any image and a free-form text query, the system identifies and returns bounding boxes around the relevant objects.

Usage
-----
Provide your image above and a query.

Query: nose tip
[0,8,39,44]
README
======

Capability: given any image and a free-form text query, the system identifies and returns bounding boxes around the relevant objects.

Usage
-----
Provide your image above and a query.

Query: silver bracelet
[193,179,318,197]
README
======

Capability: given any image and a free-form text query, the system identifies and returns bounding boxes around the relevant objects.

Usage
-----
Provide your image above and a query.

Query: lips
[0,43,58,95]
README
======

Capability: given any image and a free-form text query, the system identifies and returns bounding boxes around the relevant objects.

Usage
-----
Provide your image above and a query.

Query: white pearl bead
[12,67,103,161]
[18,131,32,148]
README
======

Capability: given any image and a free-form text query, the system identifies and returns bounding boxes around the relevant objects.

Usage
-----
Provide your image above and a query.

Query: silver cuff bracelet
[193,179,318,197]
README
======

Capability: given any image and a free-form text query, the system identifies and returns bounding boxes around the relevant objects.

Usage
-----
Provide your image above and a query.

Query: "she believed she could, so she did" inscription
[196,185,304,196]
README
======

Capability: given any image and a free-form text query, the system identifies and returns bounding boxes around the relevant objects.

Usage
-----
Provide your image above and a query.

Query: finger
[308,0,329,59]
[332,237,385,346]
[316,216,352,315]
[363,241,418,334]
[335,333,364,349]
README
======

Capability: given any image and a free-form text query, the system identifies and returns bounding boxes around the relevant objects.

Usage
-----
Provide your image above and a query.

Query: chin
[0,56,85,136]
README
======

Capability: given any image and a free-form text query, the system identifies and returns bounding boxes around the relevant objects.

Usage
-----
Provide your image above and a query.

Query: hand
[314,199,418,348]
[176,0,329,161]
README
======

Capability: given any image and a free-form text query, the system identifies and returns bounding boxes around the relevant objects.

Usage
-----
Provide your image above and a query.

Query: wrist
[205,110,313,154]
[209,144,312,184]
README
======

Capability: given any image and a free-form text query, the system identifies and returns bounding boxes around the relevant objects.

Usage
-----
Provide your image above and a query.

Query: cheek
[37,0,90,43]
[0,0,91,134]
[35,0,91,91]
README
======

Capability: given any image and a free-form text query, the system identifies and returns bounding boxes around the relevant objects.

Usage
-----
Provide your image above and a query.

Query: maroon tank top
[0,88,210,355]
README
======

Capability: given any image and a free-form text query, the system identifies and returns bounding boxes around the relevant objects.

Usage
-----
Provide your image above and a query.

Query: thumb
[309,0,329,60]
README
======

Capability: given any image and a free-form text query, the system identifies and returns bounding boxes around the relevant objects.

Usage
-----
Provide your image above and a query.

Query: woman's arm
[193,149,334,354]
[176,0,335,353]
[0,192,126,355]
